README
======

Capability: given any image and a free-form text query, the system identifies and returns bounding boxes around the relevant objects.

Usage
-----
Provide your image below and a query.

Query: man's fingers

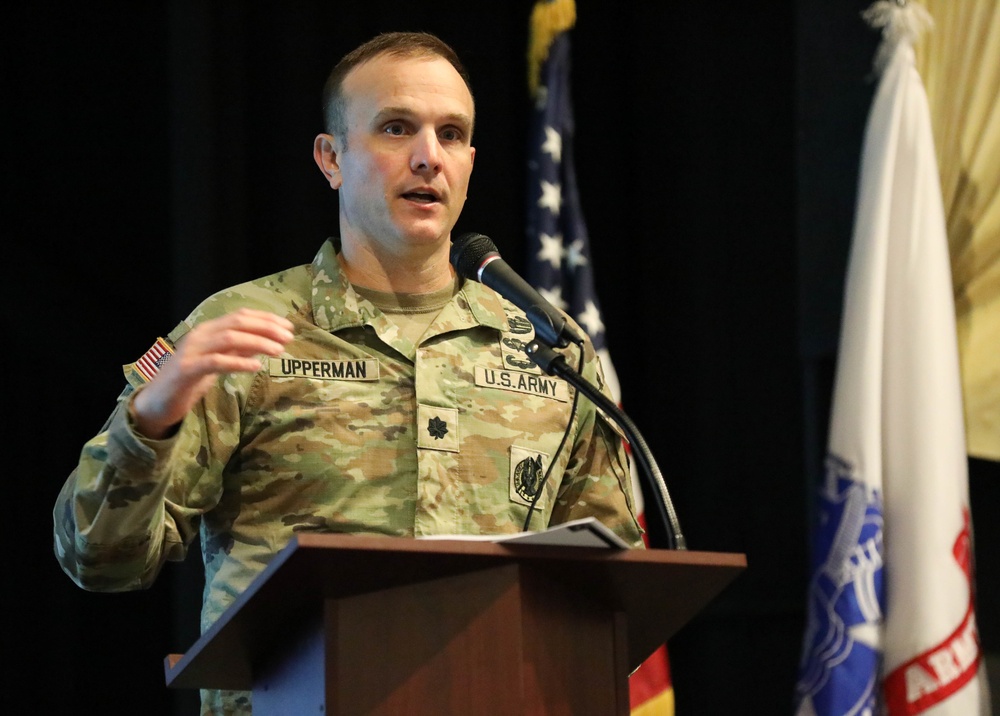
[219,308,295,341]
[197,329,289,360]
[183,309,295,361]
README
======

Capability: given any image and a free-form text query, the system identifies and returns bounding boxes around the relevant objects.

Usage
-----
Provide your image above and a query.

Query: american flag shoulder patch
[124,337,174,385]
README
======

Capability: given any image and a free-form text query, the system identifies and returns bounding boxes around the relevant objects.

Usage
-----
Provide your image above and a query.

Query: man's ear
[313,133,342,189]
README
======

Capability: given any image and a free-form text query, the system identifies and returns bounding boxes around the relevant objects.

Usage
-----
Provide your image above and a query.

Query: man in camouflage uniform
[53,31,643,715]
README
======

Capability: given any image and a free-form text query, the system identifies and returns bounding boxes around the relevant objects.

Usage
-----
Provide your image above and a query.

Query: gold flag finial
[528,0,576,99]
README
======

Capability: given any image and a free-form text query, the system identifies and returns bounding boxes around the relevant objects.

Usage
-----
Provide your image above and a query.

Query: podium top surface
[165,533,746,690]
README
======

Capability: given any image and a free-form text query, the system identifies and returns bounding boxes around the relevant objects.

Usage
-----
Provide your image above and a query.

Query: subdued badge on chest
[474,366,570,402]
[500,314,538,371]
[509,445,550,508]
[268,357,380,381]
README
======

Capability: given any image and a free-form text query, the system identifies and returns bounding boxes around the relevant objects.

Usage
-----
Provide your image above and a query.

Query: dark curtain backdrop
[5,2,996,714]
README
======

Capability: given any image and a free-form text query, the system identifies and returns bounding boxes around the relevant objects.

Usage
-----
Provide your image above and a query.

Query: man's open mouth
[402,190,440,204]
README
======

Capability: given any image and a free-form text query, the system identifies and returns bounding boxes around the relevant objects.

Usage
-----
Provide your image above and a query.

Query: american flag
[133,337,173,382]
[526,22,607,360]
[526,2,674,713]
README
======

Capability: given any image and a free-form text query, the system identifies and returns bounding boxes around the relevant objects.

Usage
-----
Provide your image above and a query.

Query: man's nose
[410,130,442,173]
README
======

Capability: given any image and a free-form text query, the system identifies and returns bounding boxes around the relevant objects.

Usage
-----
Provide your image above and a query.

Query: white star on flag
[541,126,562,163]
[537,233,565,269]
[566,238,589,269]
[576,300,605,338]
[537,180,562,215]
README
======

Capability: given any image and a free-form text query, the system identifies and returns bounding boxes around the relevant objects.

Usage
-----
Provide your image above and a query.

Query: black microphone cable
[521,342,585,532]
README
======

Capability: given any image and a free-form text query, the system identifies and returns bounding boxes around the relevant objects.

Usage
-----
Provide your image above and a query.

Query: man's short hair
[321,31,475,141]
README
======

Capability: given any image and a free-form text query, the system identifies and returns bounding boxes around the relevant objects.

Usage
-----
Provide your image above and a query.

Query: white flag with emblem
[794,3,990,714]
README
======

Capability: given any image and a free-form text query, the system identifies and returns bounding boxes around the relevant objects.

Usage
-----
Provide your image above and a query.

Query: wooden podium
[164,532,746,715]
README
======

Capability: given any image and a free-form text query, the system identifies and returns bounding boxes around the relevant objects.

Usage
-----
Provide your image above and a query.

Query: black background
[4,2,996,714]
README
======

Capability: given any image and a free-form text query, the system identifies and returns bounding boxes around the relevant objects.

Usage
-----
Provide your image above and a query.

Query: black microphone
[450,232,584,348]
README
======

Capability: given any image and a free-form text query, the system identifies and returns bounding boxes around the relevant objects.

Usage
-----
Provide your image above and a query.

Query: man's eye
[384,123,405,136]
[440,128,462,142]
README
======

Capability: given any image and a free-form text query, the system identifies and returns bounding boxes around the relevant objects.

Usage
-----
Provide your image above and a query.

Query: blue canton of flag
[525,32,607,354]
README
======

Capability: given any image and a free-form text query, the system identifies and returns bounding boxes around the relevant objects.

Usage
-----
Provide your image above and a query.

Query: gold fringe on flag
[528,0,576,99]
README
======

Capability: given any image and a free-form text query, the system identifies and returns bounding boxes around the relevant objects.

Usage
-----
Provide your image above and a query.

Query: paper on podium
[418,517,631,550]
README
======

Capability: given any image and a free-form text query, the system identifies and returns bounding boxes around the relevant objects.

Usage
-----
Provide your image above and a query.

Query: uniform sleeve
[53,388,190,591]
[548,342,646,549]
[53,371,246,593]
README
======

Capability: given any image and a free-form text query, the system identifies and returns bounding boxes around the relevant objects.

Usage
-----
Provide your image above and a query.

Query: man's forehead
[343,53,473,108]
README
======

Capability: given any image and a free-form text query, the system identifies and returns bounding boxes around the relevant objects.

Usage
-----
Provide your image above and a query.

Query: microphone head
[450,232,499,281]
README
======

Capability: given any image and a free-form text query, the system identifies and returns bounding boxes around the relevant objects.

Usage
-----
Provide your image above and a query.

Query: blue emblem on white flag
[796,453,885,715]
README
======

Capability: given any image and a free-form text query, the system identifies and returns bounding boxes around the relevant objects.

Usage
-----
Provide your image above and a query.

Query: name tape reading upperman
[269,358,380,381]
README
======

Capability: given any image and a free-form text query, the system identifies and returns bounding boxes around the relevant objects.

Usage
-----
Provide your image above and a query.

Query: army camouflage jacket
[53,237,644,714]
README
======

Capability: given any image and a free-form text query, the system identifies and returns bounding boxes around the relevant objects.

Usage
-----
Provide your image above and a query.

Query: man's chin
[399,222,453,248]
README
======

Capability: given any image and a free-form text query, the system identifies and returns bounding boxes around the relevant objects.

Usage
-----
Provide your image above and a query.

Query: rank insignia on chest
[417,405,459,452]
[427,416,448,439]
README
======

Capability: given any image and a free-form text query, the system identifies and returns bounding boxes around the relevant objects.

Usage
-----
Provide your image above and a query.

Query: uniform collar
[309,237,509,335]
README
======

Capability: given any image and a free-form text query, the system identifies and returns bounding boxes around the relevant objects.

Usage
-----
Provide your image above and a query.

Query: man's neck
[338,237,455,294]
